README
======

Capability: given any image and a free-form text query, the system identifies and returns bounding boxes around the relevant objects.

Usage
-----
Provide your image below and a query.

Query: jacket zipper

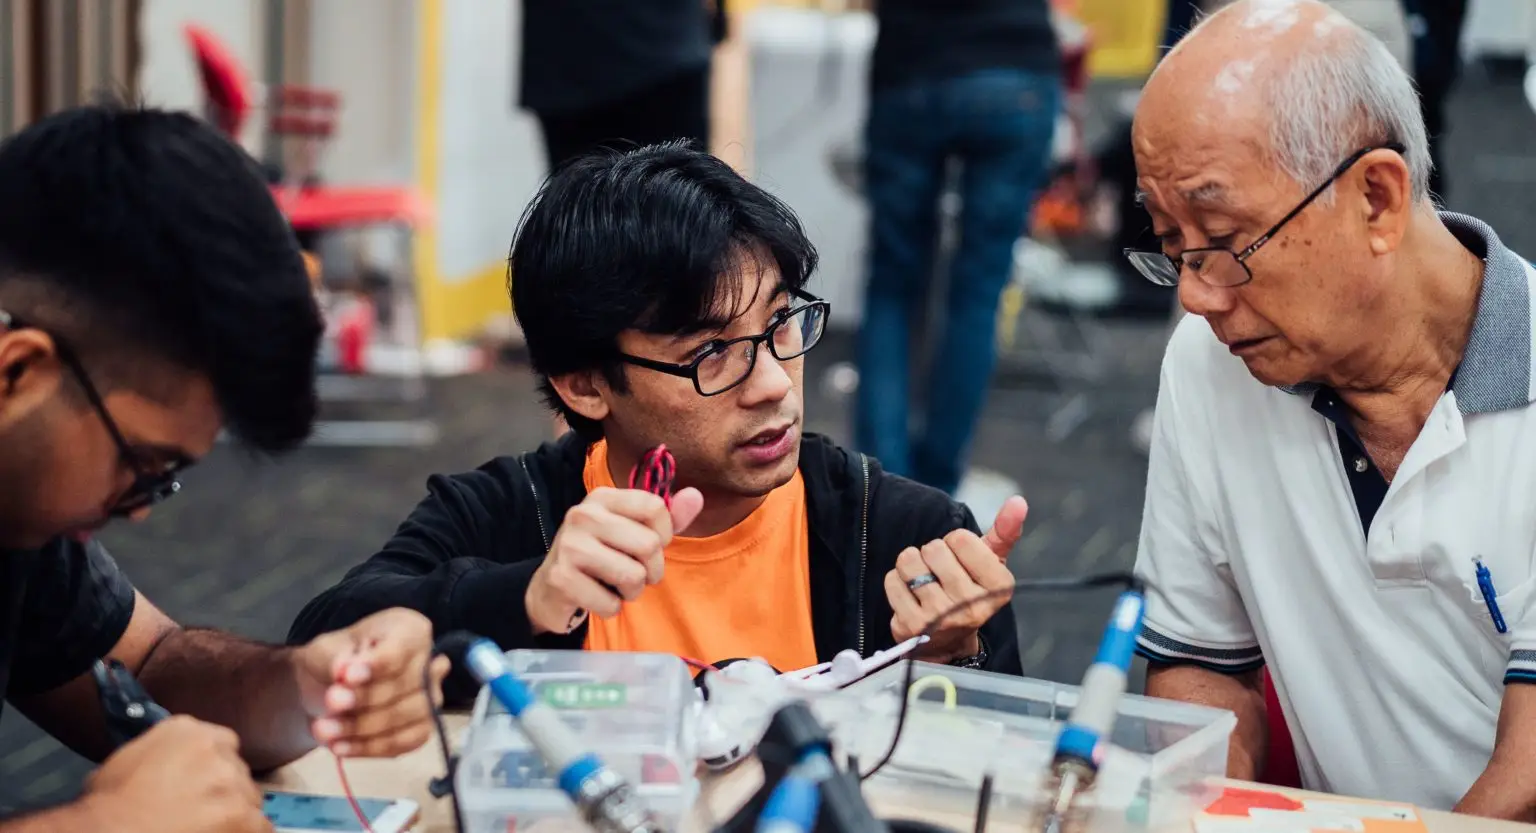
[857,453,870,656]
[520,458,552,551]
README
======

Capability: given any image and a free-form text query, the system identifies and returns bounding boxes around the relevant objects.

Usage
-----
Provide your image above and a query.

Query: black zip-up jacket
[288,433,1022,702]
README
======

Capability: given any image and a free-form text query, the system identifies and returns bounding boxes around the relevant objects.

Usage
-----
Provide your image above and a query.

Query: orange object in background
[1031,176,1086,238]
[302,251,322,290]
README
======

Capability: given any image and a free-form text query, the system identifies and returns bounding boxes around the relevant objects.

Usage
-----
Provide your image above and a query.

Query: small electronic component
[493,750,556,789]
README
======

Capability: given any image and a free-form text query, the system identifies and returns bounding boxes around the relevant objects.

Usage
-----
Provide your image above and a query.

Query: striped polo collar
[1281,212,1536,415]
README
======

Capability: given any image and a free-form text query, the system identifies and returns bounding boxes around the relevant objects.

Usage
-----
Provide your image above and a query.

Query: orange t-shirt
[581,440,819,672]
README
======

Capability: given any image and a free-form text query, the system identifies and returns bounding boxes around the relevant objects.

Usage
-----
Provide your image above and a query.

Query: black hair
[509,141,819,440]
[0,102,322,453]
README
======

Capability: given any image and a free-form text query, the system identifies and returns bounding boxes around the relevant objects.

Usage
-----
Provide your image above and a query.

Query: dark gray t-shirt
[0,538,136,717]
[519,0,713,116]
[871,0,1060,90]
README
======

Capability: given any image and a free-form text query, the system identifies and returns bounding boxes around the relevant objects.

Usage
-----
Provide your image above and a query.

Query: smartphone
[262,790,420,833]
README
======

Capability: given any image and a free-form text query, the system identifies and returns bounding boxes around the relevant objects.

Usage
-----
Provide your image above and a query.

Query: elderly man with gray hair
[1128,0,1536,817]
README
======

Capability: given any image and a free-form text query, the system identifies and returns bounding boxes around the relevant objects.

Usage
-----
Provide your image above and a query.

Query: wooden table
[263,715,1530,833]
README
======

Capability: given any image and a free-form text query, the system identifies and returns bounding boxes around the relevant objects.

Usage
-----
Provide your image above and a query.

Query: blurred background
[0,0,1533,810]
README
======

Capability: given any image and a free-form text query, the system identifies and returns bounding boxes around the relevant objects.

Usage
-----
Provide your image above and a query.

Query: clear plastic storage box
[454,650,699,833]
[814,662,1237,832]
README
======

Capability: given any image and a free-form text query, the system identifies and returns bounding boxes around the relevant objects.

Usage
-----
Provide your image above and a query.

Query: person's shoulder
[28,534,115,566]
[18,535,135,608]
[438,432,588,502]
[798,433,973,534]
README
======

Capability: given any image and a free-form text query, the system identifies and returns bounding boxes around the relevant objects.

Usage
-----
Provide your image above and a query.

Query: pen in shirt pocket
[1474,557,1508,634]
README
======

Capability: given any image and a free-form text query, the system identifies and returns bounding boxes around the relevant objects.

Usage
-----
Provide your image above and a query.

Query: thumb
[981,495,1029,559]
[669,487,705,535]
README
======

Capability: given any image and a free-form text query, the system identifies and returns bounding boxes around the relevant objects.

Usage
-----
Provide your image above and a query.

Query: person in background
[1399,0,1469,201]
[291,144,1027,703]
[519,0,723,440]
[519,0,718,174]
[0,104,446,833]
[852,0,1063,497]
[1099,0,1207,320]
[1130,0,1536,814]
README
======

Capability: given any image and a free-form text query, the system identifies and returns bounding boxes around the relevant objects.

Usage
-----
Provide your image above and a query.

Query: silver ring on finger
[906,573,939,592]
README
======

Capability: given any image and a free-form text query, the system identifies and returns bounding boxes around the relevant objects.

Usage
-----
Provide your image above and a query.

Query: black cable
[972,774,993,833]
[857,571,1144,782]
[425,639,469,833]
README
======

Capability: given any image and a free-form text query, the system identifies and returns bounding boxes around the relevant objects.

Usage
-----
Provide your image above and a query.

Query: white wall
[137,0,422,184]
[137,0,266,153]
[434,0,548,282]
[1462,0,1535,59]
[306,0,416,186]
[748,9,875,328]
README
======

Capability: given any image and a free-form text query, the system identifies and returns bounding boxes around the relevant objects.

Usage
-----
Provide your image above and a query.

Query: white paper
[1301,801,1418,822]
[1196,818,1317,833]
[1245,809,1365,831]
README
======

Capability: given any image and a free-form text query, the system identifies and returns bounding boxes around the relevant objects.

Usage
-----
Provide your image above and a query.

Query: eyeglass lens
[1127,248,1249,288]
[696,304,827,395]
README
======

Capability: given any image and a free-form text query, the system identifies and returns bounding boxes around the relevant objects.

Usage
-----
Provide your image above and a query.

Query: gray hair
[1261,13,1433,203]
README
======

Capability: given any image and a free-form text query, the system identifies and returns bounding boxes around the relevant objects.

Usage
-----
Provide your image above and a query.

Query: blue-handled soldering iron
[462,638,663,833]
[1035,583,1147,833]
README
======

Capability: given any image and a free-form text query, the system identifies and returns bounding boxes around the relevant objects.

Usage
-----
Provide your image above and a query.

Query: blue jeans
[854,69,1061,494]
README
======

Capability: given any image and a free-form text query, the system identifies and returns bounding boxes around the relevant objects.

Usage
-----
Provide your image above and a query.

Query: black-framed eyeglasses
[1123,143,1407,288]
[0,309,184,516]
[617,289,830,396]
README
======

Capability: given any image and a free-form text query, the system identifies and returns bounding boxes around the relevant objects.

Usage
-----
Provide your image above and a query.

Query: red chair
[183,24,341,185]
[1259,668,1303,787]
[270,186,433,232]
[181,23,431,232]
[184,24,253,138]
[182,24,439,447]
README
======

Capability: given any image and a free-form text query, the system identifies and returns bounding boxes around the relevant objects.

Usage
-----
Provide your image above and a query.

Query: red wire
[334,753,376,833]
[680,656,719,673]
[628,444,677,508]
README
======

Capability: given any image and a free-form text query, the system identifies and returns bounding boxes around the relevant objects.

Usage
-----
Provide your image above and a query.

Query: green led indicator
[536,682,628,709]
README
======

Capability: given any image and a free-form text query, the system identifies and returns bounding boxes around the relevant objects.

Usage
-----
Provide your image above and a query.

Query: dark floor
[2,67,1533,811]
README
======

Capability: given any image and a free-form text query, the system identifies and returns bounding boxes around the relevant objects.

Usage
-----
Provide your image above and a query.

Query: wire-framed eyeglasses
[0,309,184,516]
[1123,143,1407,289]
[617,289,830,397]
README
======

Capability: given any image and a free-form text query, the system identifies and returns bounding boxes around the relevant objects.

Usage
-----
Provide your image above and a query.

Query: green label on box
[536,682,628,709]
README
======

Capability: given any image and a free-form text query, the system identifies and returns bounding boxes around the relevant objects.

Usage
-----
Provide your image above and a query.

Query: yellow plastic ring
[907,674,958,710]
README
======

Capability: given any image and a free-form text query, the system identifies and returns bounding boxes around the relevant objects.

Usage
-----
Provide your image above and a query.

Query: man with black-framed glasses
[1127,0,1536,817]
[291,143,1027,693]
[0,104,451,833]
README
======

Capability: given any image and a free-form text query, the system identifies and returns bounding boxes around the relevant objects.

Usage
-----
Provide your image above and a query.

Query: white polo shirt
[1134,213,1536,809]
